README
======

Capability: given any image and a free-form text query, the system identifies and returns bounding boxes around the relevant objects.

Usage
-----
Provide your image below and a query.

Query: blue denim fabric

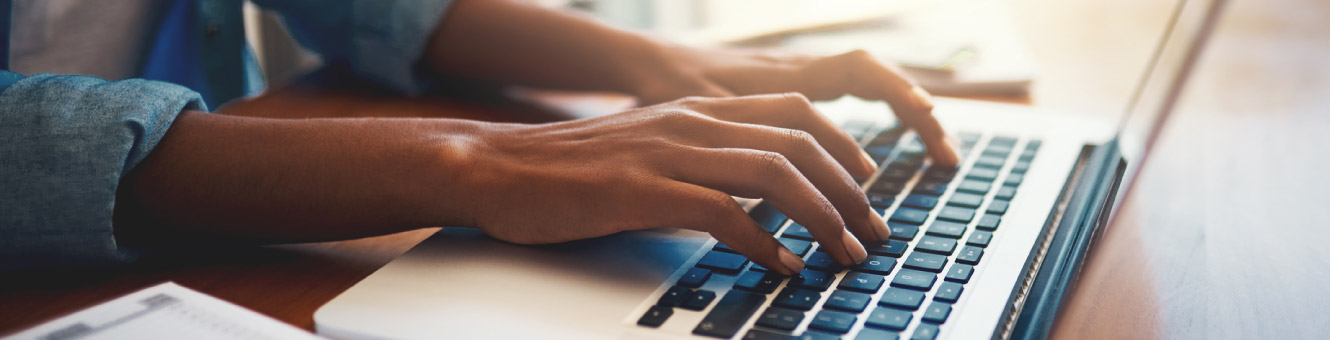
[0,0,453,270]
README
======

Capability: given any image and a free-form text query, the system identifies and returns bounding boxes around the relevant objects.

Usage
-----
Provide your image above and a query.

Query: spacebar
[692,290,766,338]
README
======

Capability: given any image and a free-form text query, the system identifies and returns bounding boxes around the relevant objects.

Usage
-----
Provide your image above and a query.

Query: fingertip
[840,230,869,265]
[857,149,880,177]
[778,248,806,275]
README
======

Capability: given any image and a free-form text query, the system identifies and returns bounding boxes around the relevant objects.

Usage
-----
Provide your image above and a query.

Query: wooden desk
[3,0,1328,337]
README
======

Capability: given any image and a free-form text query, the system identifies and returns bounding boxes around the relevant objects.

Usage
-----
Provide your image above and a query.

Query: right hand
[456,94,890,275]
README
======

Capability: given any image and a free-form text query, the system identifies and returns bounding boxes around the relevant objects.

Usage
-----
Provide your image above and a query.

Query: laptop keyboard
[638,122,1042,340]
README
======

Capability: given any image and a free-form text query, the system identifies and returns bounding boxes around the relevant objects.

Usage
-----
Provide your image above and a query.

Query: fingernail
[778,249,805,275]
[868,209,891,241]
[841,230,869,264]
[858,149,879,175]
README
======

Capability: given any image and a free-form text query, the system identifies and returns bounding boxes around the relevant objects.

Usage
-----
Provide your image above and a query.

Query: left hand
[630,46,960,167]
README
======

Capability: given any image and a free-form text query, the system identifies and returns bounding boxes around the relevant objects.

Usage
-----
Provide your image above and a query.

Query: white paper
[4,282,322,340]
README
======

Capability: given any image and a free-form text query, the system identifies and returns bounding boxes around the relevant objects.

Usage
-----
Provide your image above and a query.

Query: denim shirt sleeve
[252,0,454,95]
[0,71,205,270]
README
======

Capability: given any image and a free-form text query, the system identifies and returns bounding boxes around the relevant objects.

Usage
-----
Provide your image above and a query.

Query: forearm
[425,0,671,95]
[114,111,486,246]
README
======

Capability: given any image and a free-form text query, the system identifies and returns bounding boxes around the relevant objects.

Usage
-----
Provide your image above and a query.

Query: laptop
[313,0,1225,339]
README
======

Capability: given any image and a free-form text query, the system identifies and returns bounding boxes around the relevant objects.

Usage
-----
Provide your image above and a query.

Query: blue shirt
[0,0,453,270]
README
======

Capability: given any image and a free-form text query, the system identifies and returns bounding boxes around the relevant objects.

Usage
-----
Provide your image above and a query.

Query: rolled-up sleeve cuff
[0,72,205,270]
[348,0,453,95]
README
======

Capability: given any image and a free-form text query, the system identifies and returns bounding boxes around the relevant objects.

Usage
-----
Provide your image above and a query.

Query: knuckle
[752,151,795,180]
[780,128,818,149]
[693,191,740,222]
[655,109,709,126]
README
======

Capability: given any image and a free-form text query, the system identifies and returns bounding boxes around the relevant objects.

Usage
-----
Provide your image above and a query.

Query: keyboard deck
[637,121,1042,340]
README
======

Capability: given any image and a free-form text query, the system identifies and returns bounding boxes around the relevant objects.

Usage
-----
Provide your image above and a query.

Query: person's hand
[629,46,960,167]
[458,94,891,275]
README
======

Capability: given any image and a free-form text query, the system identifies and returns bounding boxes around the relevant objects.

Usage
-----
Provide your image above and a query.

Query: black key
[901,194,939,209]
[996,186,1018,200]
[889,208,930,225]
[912,181,948,196]
[638,305,673,328]
[679,268,712,288]
[922,167,957,181]
[839,271,886,293]
[714,242,737,253]
[958,132,982,143]
[824,290,873,312]
[977,214,1002,231]
[934,282,964,303]
[915,236,958,255]
[782,223,815,240]
[878,287,925,310]
[937,206,976,223]
[867,239,908,258]
[1011,161,1031,174]
[870,181,906,195]
[989,136,1018,147]
[735,271,785,294]
[750,203,789,234]
[772,288,821,311]
[903,252,948,273]
[1019,149,1038,161]
[957,246,984,265]
[866,307,913,330]
[756,307,805,331]
[868,193,897,208]
[946,192,984,208]
[925,221,967,239]
[966,167,1001,181]
[697,251,748,275]
[922,302,953,324]
[1004,173,1025,186]
[855,327,900,340]
[658,285,693,307]
[780,238,813,257]
[911,323,940,340]
[794,269,835,291]
[851,256,897,276]
[945,264,974,283]
[956,180,991,194]
[682,289,718,311]
[805,251,843,272]
[865,144,894,159]
[878,166,916,183]
[1026,139,1043,149]
[973,156,1006,169]
[744,329,794,340]
[888,223,919,241]
[891,269,938,291]
[693,291,766,338]
[808,310,858,334]
[987,199,1010,215]
[798,331,842,340]
[967,231,993,247]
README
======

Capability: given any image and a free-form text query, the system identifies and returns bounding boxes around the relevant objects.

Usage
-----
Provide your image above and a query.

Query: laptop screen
[1113,0,1226,194]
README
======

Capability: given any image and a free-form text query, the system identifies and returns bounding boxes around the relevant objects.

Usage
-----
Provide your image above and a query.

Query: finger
[828,51,961,167]
[653,146,875,265]
[637,79,736,106]
[648,182,806,275]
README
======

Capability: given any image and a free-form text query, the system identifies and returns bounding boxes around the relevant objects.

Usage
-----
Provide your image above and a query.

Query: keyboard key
[682,289,717,311]
[658,285,693,307]
[782,223,815,240]
[891,269,938,291]
[957,246,984,265]
[878,166,916,183]
[1019,149,1037,161]
[922,167,957,181]
[1004,173,1025,186]
[744,329,793,340]
[922,302,953,324]
[946,192,984,208]
[794,270,835,291]
[989,136,1018,147]
[867,239,909,258]
[798,331,843,340]
[987,199,1010,215]
[694,291,767,338]
[915,236,958,255]
[934,282,964,303]
[870,181,906,195]
[735,271,785,294]
[749,203,789,234]
[966,167,1000,181]
[977,214,1002,231]
[903,253,948,273]
[956,180,991,194]
[996,186,1018,199]
[912,181,948,196]
[901,194,939,209]
[967,231,993,247]
[945,264,974,283]
[756,307,805,331]
[1011,161,1031,174]
[855,327,900,340]
[888,223,919,241]
[925,221,967,239]
[851,256,897,276]
[866,307,913,330]
[868,193,897,208]
[780,238,813,256]
[878,287,926,310]
[937,206,976,223]
[911,323,940,340]
[773,288,821,311]
[805,251,843,272]
[973,156,1006,169]
[697,251,748,275]
[809,310,858,334]
[638,305,673,327]
[838,271,886,293]
[889,208,930,225]
[679,268,712,288]
[825,290,873,312]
